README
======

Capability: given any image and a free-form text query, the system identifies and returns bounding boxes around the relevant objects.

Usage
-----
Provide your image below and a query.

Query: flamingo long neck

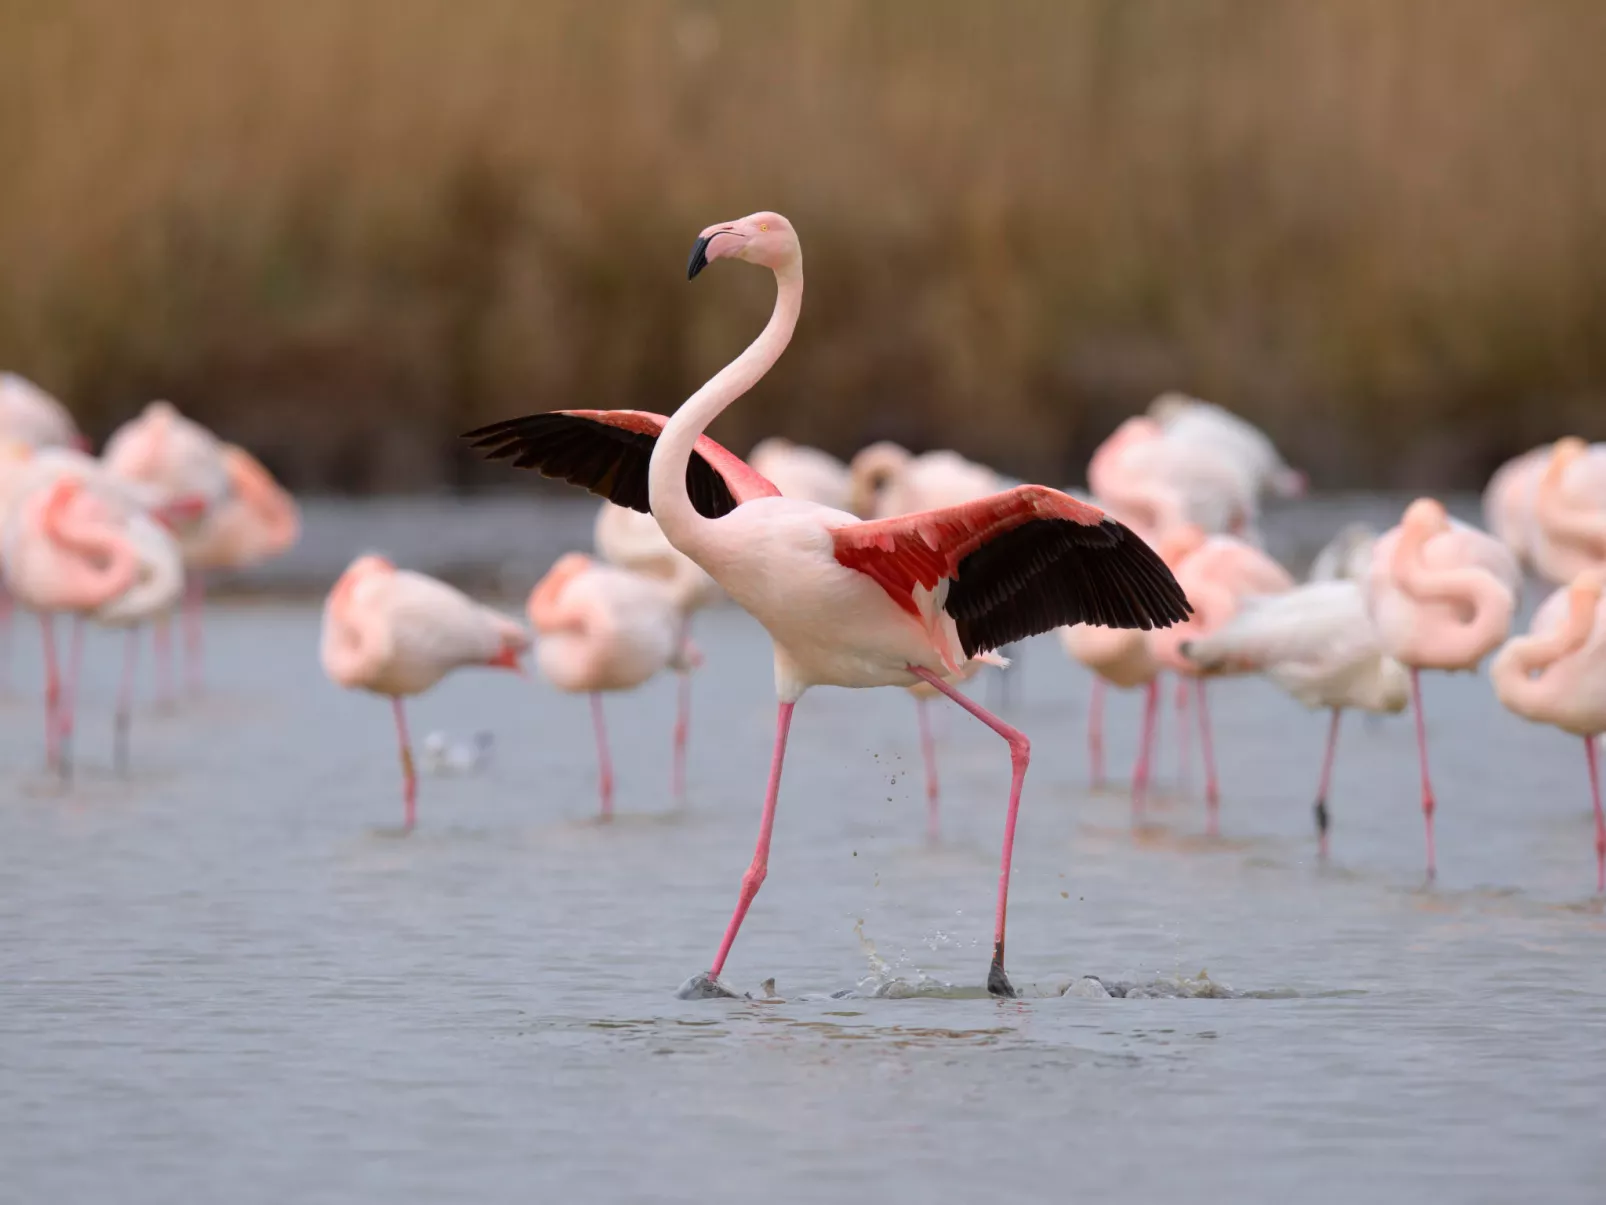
[649,262,804,556]
[1491,589,1599,715]
[1392,523,1514,659]
[1536,462,1606,566]
[44,493,138,604]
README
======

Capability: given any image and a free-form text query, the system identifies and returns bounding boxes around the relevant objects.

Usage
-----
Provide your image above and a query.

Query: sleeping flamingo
[528,552,701,818]
[1366,498,1520,878]
[1180,580,1409,858]
[320,555,530,830]
[1531,438,1606,585]
[187,445,301,577]
[467,211,1190,997]
[1483,442,1553,571]
[1147,393,1306,501]
[102,401,231,698]
[594,501,717,801]
[0,373,81,449]
[746,438,852,509]
[847,441,1010,520]
[1490,569,1606,892]
[1150,527,1296,833]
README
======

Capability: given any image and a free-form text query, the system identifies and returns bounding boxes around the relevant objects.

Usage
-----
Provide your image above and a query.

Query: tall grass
[3,0,1604,488]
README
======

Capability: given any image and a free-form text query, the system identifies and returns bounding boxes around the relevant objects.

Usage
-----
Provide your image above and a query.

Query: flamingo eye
[759,222,769,232]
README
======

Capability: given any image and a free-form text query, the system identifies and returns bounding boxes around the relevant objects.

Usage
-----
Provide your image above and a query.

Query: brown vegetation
[2,0,1605,489]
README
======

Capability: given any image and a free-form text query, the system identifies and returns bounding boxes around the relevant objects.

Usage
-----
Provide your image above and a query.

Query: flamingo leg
[1315,708,1343,860]
[392,697,417,831]
[1087,677,1106,789]
[1175,673,1192,788]
[910,666,1029,998]
[1409,669,1437,880]
[40,614,60,772]
[153,616,174,708]
[115,628,140,776]
[1131,677,1160,823]
[1196,678,1220,835]
[917,695,941,842]
[183,572,205,696]
[56,617,85,783]
[671,672,691,805]
[591,692,614,820]
[708,701,795,980]
[1586,736,1605,895]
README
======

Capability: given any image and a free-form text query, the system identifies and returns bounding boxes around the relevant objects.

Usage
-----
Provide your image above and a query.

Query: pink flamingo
[187,445,301,574]
[0,373,82,449]
[1482,443,1553,572]
[1181,579,1408,858]
[1,476,140,775]
[1147,393,1305,501]
[847,441,1009,520]
[1531,438,1606,586]
[528,552,701,819]
[468,211,1190,997]
[1490,568,1606,891]
[746,438,852,509]
[594,501,717,802]
[1150,526,1296,833]
[1366,498,1519,878]
[320,555,530,830]
[1087,416,1256,544]
[102,401,231,698]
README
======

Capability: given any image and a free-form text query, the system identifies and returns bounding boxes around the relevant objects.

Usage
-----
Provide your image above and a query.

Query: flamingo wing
[833,485,1192,657]
[464,410,779,518]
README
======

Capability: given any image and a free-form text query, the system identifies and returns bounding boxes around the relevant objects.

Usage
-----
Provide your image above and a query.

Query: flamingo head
[1400,497,1450,539]
[687,212,800,279]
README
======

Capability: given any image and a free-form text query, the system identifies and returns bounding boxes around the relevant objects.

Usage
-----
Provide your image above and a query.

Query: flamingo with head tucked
[1490,569,1606,892]
[746,438,852,509]
[1482,443,1553,571]
[320,555,530,830]
[528,552,701,818]
[1366,498,1520,878]
[0,373,82,450]
[1531,438,1606,586]
[187,445,301,575]
[467,211,1190,997]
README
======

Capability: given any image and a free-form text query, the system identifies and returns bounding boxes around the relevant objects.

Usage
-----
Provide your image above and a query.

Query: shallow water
[4,583,1606,1201]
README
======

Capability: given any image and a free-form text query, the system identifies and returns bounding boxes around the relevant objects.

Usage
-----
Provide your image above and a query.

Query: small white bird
[420,731,495,776]
[1181,579,1408,858]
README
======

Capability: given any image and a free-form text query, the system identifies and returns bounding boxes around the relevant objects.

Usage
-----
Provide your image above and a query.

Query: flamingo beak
[686,235,713,280]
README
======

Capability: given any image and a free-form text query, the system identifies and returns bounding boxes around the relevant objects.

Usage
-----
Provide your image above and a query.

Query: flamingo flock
[5,210,1606,997]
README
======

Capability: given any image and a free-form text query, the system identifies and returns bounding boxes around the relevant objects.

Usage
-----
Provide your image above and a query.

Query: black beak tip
[686,235,711,280]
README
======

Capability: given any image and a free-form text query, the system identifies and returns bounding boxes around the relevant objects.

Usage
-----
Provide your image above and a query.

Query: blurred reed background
[3,0,1604,491]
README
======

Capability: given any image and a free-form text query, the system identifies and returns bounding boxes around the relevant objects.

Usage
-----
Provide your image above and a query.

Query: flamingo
[528,552,701,819]
[320,555,530,830]
[1531,438,1606,585]
[1366,498,1520,878]
[0,373,81,449]
[1482,443,1553,572]
[1308,523,1378,584]
[1180,580,1409,857]
[847,441,1010,520]
[102,401,231,697]
[1086,416,1256,545]
[467,210,1190,997]
[186,445,301,576]
[1148,393,1306,500]
[594,501,717,801]
[1,476,140,775]
[1150,527,1296,833]
[1490,569,1606,892]
[746,437,852,509]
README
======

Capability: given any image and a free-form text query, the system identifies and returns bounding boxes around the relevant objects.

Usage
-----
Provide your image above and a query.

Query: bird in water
[320,555,529,831]
[527,551,702,819]
[467,211,1190,998]
[1366,498,1519,879]
[1490,568,1606,893]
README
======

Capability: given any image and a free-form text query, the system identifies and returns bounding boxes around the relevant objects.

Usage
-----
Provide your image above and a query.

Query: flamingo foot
[1315,798,1330,860]
[987,942,1016,998]
[675,972,741,1000]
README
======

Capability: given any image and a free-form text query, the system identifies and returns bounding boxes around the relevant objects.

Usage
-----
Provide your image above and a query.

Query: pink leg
[56,617,85,781]
[917,695,941,842]
[671,672,691,805]
[40,614,60,772]
[709,701,796,980]
[1315,708,1342,860]
[591,693,614,820]
[1409,669,1437,880]
[115,628,140,775]
[910,666,1030,998]
[392,697,417,831]
[153,616,174,707]
[183,573,205,696]
[1175,674,1192,788]
[1196,678,1220,835]
[1131,678,1160,822]
[1586,736,1604,895]
[1088,677,1106,789]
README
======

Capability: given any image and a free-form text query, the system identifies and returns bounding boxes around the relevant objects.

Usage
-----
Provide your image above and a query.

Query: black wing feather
[464,413,739,519]
[944,517,1191,658]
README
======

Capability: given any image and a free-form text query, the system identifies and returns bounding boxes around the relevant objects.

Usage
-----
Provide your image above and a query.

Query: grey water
[3,498,1604,1204]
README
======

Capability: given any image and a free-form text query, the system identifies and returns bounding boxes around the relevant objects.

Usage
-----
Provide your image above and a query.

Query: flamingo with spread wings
[467,211,1189,997]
